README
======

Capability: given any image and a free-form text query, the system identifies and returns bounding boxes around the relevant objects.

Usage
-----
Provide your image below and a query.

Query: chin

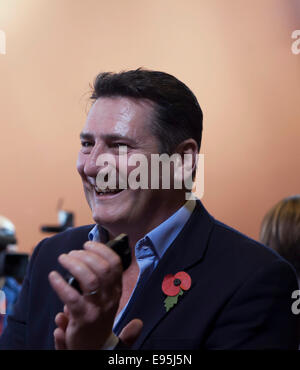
[91,189,134,222]
[91,205,127,228]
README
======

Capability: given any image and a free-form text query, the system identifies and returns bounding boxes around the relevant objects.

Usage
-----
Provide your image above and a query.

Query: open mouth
[94,185,124,197]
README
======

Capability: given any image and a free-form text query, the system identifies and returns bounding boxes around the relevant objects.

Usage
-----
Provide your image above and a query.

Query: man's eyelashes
[81,141,94,147]
[80,141,130,150]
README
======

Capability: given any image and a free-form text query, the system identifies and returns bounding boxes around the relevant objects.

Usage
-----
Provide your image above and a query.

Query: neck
[104,191,187,249]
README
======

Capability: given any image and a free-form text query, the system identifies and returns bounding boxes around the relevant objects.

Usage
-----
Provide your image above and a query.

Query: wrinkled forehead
[84,97,155,137]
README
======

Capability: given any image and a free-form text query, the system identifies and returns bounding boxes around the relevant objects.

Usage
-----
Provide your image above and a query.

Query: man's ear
[173,139,198,186]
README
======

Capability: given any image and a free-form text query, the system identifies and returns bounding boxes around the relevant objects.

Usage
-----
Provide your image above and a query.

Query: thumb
[119,318,143,347]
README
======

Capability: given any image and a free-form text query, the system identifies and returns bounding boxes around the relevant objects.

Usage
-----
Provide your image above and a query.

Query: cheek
[76,153,85,176]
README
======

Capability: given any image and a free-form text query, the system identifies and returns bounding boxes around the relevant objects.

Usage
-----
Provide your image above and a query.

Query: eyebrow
[79,132,137,145]
[80,132,94,141]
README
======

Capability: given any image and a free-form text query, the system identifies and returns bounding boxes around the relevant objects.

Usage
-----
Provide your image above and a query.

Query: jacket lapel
[115,200,215,348]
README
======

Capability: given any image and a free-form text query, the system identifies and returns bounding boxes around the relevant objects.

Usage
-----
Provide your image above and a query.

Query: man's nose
[83,145,104,178]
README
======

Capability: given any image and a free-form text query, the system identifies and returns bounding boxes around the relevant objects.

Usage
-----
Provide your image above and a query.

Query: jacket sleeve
[205,259,300,349]
[0,240,45,350]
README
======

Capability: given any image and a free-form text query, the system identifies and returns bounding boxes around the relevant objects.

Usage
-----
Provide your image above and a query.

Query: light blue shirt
[88,199,196,333]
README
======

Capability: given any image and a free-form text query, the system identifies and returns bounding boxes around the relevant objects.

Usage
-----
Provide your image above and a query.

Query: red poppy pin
[162,271,192,312]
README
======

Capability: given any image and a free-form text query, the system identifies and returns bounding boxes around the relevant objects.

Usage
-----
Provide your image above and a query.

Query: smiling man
[77,97,189,244]
[0,69,298,350]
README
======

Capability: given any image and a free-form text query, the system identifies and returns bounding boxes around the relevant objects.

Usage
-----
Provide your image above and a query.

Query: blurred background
[0,0,299,253]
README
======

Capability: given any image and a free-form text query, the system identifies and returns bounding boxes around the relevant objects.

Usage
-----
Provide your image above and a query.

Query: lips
[94,185,124,197]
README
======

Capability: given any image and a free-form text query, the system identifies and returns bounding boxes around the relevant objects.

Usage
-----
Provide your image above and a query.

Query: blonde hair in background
[260,195,300,275]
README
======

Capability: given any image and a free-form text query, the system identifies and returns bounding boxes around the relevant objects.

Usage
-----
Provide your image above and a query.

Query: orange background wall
[0,0,299,253]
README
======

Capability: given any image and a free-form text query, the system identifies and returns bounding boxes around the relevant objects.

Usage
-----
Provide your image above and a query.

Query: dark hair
[90,68,203,154]
[260,195,300,276]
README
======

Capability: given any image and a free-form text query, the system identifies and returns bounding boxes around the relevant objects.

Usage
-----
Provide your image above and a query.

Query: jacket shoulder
[32,224,95,262]
[208,218,295,275]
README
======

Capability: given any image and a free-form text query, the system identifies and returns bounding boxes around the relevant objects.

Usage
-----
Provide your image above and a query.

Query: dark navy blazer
[0,200,299,349]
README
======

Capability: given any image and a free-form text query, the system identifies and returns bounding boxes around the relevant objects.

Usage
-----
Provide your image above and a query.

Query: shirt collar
[88,224,108,243]
[145,199,196,259]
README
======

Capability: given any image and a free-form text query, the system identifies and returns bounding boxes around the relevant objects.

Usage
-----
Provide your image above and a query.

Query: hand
[54,309,143,350]
[119,318,143,347]
[48,241,123,349]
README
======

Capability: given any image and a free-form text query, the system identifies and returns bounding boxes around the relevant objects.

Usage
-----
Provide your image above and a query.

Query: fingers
[119,319,143,348]
[49,240,124,341]
[64,305,69,316]
[83,241,122,269]
[48,271,84,317]
[54,327,67,350]
[68,250,112,280]
[56,242,123,296]
[58,253,102,294]
[54,310,69,350]
[55,312,69,332]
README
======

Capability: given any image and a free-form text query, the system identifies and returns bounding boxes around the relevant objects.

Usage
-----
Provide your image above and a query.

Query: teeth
[95,186,121,194]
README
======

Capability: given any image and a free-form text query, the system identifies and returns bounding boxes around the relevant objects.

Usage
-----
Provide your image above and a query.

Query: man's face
[77,97,162,232]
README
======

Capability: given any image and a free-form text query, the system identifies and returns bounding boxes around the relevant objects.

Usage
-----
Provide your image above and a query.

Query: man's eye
[112,143,129,149]
[81,141,93,148]
[114,143,126,147]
